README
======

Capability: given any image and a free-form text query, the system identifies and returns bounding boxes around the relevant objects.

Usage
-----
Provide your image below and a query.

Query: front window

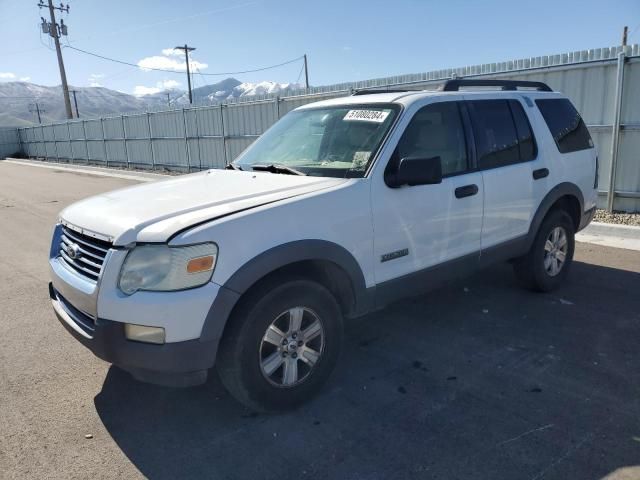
[233,104,399,178]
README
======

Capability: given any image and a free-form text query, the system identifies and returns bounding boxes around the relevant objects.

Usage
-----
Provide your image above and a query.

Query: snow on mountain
[0,78,305,127]
[221,81,303,99]
[0,82,166,126]
[170,79,303,104]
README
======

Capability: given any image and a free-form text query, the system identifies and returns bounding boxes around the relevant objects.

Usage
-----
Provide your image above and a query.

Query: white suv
[49,80,597,411]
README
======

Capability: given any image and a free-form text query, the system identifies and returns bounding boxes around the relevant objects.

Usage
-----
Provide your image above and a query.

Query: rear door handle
[455,184,479,199]
[533,168,549,180]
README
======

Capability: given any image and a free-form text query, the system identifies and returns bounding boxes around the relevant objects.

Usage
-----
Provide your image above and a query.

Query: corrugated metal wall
[13,44,640,211]
[0,128,20,158]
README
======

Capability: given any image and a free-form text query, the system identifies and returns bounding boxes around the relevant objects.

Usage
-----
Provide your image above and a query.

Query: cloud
[342,46,353,51]
[19,76,31,81]
[88,73,104,87]
[137,49,208,72]
[133,79,182,97]
[0,72,16,80]
[133,85,162,96]
[160,79,181,89]
[161,48,184,57]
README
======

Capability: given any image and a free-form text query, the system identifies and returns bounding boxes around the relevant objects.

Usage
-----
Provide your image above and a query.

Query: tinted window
[469,100,520,169]
[509,100,537,161]
[395,102,468,176]
[536,98,593,153]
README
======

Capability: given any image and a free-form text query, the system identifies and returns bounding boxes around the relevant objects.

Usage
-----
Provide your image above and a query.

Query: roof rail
[351,88,417,96]
[440,79,553,92]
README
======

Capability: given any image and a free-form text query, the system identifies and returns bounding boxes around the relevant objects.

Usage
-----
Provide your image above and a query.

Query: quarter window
[395,102,468,176]
[535,98,593,153]
[509,100,537,162]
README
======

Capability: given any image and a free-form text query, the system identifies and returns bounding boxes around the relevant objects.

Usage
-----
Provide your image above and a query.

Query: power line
[64,45,305,76]
[62,1,261,44]
[295,62,305,85]
[6,1,262,58]
[0,92,171,99]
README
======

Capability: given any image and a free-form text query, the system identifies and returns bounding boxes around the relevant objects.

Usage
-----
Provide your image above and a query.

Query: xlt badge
[381,248,409,263]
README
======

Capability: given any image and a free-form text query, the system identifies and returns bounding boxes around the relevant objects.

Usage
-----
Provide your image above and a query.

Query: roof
[296,86,563,110]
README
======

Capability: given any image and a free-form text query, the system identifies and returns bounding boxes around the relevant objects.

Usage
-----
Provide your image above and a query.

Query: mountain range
[0,78,303,127]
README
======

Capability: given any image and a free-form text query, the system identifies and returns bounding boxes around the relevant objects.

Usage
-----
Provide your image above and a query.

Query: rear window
[535,98,593,153]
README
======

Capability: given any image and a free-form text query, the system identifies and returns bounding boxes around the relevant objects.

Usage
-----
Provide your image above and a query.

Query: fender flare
[526,182,584,250]
[199,240,370,342]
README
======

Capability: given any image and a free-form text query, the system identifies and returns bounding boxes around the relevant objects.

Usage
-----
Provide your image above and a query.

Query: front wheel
[513,209,575,292]
[216,279,343,412]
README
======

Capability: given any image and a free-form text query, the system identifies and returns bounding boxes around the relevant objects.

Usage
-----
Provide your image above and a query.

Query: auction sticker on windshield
[343,110,390,123]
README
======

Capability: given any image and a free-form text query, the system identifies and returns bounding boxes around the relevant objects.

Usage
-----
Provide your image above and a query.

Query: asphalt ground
[1,161,639,480]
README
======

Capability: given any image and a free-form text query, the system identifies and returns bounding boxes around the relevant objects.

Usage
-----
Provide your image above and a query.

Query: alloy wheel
[543,226,568,277]
[259,307,325,387]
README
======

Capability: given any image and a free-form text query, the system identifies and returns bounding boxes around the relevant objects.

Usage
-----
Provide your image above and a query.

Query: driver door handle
[455,184,479,199]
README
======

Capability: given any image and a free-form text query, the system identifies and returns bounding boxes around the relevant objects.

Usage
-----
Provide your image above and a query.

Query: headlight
[119,243,218,295]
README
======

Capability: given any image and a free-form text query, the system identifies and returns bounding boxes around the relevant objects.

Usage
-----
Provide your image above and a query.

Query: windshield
[233,104,399,178]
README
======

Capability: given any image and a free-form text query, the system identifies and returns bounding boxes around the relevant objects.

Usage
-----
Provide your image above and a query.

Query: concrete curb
[577,222,640,251]
[2,158,170,182]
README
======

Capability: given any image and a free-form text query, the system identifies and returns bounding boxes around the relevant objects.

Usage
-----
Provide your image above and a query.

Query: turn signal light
[186,255,215,274]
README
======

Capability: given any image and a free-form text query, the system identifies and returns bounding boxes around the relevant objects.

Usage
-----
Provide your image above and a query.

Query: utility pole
[29,103,44,124]
[622,26,628,46]
[303,54,309,90]
[38,1,73,119]
[166,92,171,107]
[70,89,79,117]
[174,44,196,104]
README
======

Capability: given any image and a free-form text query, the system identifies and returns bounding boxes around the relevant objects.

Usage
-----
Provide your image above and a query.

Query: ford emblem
[66,243,81,260]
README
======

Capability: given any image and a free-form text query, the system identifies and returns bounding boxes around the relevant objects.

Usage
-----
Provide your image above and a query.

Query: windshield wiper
[251,164,305,176]
[225,163,243,171]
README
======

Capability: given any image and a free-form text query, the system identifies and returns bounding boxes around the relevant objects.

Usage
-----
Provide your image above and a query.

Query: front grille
[59,225,112,282]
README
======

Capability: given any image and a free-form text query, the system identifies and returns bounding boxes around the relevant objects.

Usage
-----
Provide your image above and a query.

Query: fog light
[124,324,165,344]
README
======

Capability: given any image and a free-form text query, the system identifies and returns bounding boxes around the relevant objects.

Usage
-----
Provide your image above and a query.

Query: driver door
[371,99,484,292]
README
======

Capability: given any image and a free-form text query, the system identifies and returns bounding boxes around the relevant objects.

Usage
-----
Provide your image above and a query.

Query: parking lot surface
[1,161,639,480]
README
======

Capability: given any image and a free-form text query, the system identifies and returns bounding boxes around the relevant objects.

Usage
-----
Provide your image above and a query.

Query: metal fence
[0,128,21,158]
[12,43,640,212]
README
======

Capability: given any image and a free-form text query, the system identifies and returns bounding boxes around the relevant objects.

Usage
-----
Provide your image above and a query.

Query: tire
[216,279,343,412]
[513,209,575,292]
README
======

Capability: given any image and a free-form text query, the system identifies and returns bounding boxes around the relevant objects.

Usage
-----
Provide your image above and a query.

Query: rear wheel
[216,279,343,412]
[513,210,575,292]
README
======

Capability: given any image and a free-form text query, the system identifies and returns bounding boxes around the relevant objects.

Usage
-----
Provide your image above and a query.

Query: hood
[60,170,347,245]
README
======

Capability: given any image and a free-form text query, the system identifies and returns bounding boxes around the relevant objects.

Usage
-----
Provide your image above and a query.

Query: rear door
[466,97,544,249]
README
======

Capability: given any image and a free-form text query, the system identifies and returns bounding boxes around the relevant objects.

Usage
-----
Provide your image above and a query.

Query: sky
[1,0,639,97]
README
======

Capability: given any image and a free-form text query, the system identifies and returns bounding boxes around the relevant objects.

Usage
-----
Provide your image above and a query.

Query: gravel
[593,209,640,227]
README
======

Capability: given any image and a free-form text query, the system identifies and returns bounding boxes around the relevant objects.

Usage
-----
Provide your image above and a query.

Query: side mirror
[385,156,443,188]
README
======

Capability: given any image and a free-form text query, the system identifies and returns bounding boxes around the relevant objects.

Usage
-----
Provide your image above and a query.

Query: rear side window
[536,98,593,153]
[468,100,521,169]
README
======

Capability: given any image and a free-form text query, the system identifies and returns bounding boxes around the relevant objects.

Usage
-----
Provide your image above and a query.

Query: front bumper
[50,283,218,387]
